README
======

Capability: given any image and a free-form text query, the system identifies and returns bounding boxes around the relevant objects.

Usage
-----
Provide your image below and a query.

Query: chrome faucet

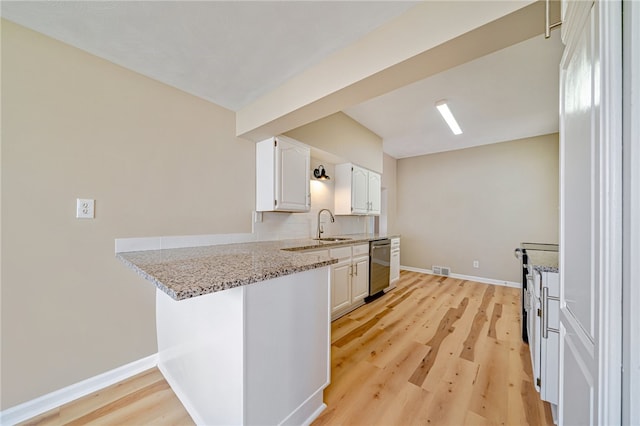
[317,208,335,239]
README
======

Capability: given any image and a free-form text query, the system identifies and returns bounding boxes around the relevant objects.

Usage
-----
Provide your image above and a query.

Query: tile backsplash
[253,210,371,241]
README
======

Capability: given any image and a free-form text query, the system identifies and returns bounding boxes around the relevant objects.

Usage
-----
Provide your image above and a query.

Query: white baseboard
[400,265,520,288]
[0,354,158,425]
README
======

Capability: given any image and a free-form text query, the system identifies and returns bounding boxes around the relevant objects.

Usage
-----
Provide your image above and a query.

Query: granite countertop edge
[117,234,399,301]
[532,265,559,273]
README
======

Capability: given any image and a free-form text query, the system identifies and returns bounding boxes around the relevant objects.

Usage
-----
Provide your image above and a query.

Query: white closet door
[558,1,622,424]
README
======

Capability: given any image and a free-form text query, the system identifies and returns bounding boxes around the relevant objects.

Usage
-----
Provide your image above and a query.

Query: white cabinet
[299,243,370,321]
[368,171,381,215]
[351,255,370,303]
[389,237,400,289]
[256,136,310,212]
[331,258,352,315]
[334,163,381,215]
[329,244,370,320]
[531,270,559,406]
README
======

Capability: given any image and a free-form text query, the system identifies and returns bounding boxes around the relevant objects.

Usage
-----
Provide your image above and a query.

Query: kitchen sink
[314,237,352,242]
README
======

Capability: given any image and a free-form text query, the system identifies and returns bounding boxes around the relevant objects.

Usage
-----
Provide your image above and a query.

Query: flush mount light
[435,100,463,135]
[313,165,330,180]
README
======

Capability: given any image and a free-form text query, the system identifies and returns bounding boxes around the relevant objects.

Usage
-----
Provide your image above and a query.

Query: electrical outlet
[473,260,479,268]
[76,198,95,219]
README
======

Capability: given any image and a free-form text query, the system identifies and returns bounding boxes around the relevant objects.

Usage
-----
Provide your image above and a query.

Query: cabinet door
[351,256,369,303]
[351,166,369,214]
[368,172,381,214]
[390,250,400,284]
[275,137,310,212]
[331,260,351,315]
[542,330,560,405]
[530,272,541,393]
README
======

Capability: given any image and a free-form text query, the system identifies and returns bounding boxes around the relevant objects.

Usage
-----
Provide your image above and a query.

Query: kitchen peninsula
[117,240,339,426]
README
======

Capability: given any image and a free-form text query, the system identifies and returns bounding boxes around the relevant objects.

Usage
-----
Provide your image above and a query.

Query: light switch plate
[76,198,95,219]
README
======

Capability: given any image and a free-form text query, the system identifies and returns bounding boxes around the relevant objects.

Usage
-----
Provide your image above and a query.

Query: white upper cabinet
[334,163,381,215]
[368,171,381,215]
[256,136,310,212]
[351,166,369,214]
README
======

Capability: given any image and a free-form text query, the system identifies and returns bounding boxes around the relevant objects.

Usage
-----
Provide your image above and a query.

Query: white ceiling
[1,1,563,159]
[1,0,418,111]
[344,30,564,158]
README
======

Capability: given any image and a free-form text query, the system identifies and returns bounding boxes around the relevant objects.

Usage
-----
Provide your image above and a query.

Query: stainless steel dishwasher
[366,238,391,302]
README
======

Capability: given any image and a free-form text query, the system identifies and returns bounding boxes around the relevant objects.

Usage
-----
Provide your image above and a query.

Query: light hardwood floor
[20,271,552,425]
[312,271,553,426]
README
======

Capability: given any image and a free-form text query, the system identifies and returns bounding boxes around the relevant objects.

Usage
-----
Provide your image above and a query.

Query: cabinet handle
[354,263,358,276]
[349,265,353,276]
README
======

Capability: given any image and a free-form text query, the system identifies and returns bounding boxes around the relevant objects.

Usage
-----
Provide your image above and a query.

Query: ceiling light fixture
[313,165,330,180]
[435,100,463,135]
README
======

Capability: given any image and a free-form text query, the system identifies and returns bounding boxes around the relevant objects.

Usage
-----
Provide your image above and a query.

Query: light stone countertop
[527,250,559,273]
[117,234,399,301]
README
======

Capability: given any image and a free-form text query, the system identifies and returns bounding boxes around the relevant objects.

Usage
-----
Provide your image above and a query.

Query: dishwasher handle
[371,242,391,249]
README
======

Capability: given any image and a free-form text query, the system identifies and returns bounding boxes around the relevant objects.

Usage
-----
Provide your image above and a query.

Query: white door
[368,172,381,214]
[390,249,400,284]
[351,166,369,214]
[351,256,369,303]
[275,137,310,211]
[331,260,351,315]
[530,271,541,393]
[558,1,622,424]
[540,272,560,405]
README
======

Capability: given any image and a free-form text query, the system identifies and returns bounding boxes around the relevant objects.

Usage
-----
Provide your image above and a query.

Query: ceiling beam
[236,0,560,142]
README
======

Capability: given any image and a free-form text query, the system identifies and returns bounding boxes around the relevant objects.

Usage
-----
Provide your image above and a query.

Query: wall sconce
[313,165,331,180]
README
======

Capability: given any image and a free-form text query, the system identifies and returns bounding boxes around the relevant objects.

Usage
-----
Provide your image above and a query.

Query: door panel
[541,330,560,404]
[562,8,595,338]
[331,261,351,314]
[351,166,369,213]
[368,172,381,214]
[561,324,595,426]
[351,257,369,303]
[276,139,310,211]
[559,1,623,423]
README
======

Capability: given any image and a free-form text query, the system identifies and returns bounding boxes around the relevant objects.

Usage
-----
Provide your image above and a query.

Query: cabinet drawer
[352,244,369,257]
[330,246,352,260]
[391,238,400,248]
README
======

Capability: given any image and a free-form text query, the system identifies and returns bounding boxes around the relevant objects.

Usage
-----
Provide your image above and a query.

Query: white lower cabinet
[298,243,370,321]
[532,270,560,406]
[351,255,369,303]
[331,258,352,314]
[330,244,369,321]
[389,237,400,289]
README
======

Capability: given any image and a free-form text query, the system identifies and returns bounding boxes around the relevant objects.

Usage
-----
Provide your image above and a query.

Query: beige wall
[397,134,559,283]
[1,20,255,409]
[285,112,383,173]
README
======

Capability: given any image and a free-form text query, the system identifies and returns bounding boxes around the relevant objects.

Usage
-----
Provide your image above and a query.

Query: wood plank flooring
[20,271,553,425]
[18,369,194,426]
[312,271,554,426]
